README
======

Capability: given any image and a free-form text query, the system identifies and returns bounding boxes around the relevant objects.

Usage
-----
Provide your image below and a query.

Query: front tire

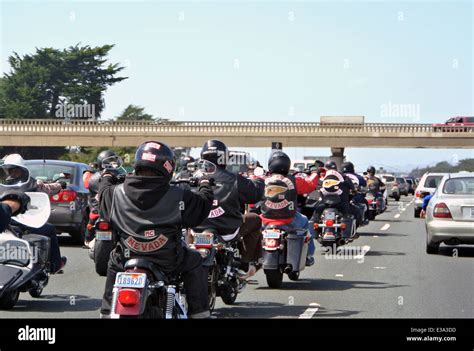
[264,269,283,288]
[288,271,300,281]
[0,289,19,309]
[220,284,238,305]
[414,208,421,218]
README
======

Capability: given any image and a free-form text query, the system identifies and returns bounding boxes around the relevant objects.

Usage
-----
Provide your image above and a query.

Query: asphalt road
[1,195,473,319]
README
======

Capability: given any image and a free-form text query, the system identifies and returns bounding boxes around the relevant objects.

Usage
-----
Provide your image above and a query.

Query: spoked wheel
[207,262,218,312]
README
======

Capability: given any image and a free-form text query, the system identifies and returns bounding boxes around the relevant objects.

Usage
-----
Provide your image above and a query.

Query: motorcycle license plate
[263,230,281,239]
[115,273,147,288]
[194,233,214,246]
[96,231,112,241]
[325,212,336,220]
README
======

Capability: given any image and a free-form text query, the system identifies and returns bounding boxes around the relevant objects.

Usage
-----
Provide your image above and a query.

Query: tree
[116,104,154,121]
[0,44,127,119]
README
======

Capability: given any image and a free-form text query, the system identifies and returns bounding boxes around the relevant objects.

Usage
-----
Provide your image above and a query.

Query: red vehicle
[433,116,474,132]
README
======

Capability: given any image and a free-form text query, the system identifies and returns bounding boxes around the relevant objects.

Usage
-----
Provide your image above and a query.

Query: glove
[101,169,119,183]
[57,181,67,189]
[0,190,31,216]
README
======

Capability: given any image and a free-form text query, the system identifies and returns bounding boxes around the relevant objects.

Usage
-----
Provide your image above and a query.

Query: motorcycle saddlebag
[0,266,23,297]
[287,230,309,272]
[22,234,51,266]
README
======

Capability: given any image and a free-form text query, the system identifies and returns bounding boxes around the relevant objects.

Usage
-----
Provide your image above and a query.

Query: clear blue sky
[1,0,473,172]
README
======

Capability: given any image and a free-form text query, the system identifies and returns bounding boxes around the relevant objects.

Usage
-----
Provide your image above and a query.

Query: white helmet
[2,154,26,168]
[0,154,30,186]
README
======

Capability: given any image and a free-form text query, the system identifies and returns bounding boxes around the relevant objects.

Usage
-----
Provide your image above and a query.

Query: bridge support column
[330,147,345,170]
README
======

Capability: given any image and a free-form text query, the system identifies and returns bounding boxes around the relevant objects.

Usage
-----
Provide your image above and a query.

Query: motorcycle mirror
[14,192,51,228]
[197,160,217,175]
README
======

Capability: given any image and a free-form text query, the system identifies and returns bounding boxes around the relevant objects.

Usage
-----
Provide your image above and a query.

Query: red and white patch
[145,142,161,150]
[144,230,155,237]
[163,160,173,174]
[142,152,156,162]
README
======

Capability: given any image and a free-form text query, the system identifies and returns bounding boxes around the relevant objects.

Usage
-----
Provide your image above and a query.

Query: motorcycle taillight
[118,289,140,306]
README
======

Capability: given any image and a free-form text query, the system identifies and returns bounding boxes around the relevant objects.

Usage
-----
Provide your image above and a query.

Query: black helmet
[268,151,291,175]
[341,161,355,174]
[324,160,338,171]
[201,139,227,169]
[367,166,376,175]
[97,150,117,170]
[134,141,175,179]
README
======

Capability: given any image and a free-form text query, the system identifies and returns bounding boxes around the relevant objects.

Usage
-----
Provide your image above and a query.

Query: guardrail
[0,119,472,134]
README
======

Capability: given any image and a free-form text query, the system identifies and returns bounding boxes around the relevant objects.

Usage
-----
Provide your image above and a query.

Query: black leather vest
[261,174,297,219]
[110,184,184,264]
[193,167,242,235]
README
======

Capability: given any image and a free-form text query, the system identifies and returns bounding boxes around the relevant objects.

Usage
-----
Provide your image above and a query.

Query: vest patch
[124,235,168,252]
[264,199,291,210]
[208,206,225,218]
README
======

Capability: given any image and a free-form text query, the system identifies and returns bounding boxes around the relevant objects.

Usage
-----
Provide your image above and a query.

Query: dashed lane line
[299,303,320,319]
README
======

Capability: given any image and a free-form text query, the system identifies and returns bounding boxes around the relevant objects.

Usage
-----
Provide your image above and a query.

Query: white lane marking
[335,274,344,277]
[373,235,379,238]
[401,208,406,212]
[380,224,390,231]
[354,245,371,260]
[394,214,401,219]
[299,303,320,319]
[374,266,387,269]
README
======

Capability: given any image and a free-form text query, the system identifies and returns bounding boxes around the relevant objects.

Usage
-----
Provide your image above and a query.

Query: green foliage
[409,158,474,178]
[0,44,127,119]
[116,105,154,121]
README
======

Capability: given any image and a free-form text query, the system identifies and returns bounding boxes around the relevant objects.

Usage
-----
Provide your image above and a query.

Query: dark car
[24,160,92,244]
[404,177,416,195]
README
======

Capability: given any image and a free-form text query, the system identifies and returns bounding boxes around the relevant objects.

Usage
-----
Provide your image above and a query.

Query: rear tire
[94,240,114,276]
[0,289,19,309]
[426,241,439,255]
[207,262,218,312]
[367,210,376,221]
[288,271,300,281]
[264,269,283,289]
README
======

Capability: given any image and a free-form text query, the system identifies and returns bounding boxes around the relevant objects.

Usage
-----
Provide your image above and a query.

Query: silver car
[425,172,474,254]
[414,172,449,217]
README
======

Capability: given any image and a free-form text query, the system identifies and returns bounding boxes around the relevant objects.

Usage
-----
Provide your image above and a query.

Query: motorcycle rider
[260,151,319,266]
[0,190,30,232]
[0,154,67,273]
[311,160,362,229]
[341,161,370,225]
[365,166,386,199]
[193,140,265,280]
[82,150,120,246]
[98,141,214,318]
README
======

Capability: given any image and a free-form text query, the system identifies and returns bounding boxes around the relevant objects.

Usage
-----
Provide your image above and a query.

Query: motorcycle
[313,197,357,251]
[262,225,310,288]
[110,257,188,319]
[0,192,52,309]
[88,219,114,276]
[87,156,126,276]
[366,191,386,220]
[187,228,244,311]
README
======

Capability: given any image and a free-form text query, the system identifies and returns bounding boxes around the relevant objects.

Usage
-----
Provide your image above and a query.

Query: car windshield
[26,163,75,184]
[406,179,413,184]
[383,176,395,182]
[396,178,405,183]
[423,175,443,189]
[442,177,474,195]
[467,117,474,123]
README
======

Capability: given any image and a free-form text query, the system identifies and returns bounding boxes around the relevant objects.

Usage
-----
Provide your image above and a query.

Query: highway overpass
[0,119,473,148]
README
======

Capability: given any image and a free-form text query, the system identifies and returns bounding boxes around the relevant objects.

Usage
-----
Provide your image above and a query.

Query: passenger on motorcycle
[98,141,214,319]
[341,161,370,225]
[0,154,67,273]
[311,160,362,228]
[260,151,319,267]
[0,190,30,232]
[192,139,265,280]
[365,166,386,198]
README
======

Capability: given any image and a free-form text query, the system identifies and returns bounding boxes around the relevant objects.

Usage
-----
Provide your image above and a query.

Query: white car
[414,172,449,218]
[425,173,474,254]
